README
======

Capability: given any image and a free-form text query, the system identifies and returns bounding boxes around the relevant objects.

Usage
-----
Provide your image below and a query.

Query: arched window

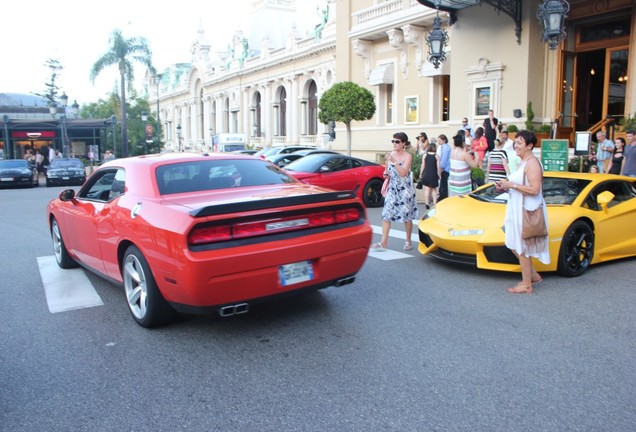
[308,80,318,136]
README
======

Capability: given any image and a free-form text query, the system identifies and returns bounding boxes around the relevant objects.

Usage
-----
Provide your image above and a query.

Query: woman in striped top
[486,138,510,184]
[449,133,479,196]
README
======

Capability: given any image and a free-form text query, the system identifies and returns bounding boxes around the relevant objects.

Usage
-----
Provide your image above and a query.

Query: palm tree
[90,29,155,157]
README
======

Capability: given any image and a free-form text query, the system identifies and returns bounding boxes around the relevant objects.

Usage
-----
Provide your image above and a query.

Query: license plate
[1,177,14,181]
[279,261,314,286]
[62,176,70,180]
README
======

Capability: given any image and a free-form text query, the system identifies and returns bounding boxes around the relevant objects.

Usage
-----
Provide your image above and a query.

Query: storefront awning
[368,64,394,86]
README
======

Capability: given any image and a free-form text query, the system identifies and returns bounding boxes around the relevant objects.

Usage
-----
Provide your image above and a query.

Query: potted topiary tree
[525,102,535,131]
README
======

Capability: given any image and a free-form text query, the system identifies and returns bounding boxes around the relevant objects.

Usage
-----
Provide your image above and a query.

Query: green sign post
[541,139,569,172]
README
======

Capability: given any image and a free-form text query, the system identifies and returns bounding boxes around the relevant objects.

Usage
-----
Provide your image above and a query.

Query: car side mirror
[319,166,330,173]
[59,189,76,202]
[597,190,615,212]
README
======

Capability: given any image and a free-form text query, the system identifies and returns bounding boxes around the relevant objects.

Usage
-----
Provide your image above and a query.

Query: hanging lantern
[426,12,448,69]
[537,0,570,50]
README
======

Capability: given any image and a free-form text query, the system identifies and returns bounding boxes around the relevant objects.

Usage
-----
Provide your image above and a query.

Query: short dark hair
[393,132,408,143]
[517,130,537,148]
[453,134,464,147]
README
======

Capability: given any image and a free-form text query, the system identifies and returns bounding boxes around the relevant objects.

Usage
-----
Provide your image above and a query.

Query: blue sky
[2,0,318,106]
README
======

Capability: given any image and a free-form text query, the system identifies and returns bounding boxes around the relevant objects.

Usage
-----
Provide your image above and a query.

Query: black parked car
[0,159,39,188]
[46,158,86,187]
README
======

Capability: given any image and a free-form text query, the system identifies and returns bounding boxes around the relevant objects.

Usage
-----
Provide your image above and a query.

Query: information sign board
[541,139,569,172]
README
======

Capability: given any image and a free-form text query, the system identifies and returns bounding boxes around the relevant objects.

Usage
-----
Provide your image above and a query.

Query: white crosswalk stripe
[368,224,418,260]
[37,256,104,313]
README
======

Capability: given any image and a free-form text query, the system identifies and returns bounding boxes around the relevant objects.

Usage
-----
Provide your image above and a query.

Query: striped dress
[449,158,472,196]
[487,148,508,183]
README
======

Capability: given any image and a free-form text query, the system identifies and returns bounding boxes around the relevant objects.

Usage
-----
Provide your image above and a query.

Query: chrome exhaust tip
[219,303,250,317]
[334,276,355,287]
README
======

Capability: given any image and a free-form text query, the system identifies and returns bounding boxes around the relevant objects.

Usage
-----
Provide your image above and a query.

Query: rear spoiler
[190,191,358,217]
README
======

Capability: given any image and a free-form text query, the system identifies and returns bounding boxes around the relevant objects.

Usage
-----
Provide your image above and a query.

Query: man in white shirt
[499,130,520,173]
[595,130,614,173]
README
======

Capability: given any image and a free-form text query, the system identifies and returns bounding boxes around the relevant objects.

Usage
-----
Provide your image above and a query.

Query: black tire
[51,218,78,269]
[557,220,594,277]
[363,178,384,208]
[122,245,176,328]
[46,179,51,187]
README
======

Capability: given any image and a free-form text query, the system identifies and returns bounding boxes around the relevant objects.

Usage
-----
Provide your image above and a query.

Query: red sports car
[283,153,386,207]
[47,153,372,327]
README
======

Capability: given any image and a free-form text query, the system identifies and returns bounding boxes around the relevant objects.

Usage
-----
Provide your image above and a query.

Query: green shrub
[506,124,519,133]
[537,124,552,133]
[568,156,593,172]
[411,152,422,181]
[620,112,636,131]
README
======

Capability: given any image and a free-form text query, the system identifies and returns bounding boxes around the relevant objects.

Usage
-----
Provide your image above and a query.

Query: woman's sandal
[403,242,413,251]
[370,242,386,252]
[507,282,533,294]
[531,273,543,284]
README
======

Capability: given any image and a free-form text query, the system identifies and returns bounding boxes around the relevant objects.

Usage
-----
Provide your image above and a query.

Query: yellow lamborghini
[417,172,636,277]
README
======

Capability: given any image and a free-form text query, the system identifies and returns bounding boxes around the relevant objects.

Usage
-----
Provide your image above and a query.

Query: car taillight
[188,207,361,245]
[188,225,232,245]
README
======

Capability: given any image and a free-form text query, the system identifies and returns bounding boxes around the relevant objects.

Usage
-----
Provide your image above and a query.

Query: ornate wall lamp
[537,0,570,50]
[425,1,449,69]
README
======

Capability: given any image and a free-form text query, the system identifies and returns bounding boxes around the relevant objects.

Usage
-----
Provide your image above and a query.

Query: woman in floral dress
[372,132,419,251]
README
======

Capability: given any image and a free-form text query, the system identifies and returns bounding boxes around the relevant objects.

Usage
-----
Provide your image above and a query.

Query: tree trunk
[120,68,128,157]
[346,121,352,156]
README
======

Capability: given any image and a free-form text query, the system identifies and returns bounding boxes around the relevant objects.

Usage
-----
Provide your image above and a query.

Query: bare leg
[404,220,413,245]
[380,220,391,248]
[508,249,534,293]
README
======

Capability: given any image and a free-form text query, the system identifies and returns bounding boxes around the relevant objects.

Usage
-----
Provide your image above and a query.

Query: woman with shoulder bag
[496,130,550,294]
[372,132,419,252]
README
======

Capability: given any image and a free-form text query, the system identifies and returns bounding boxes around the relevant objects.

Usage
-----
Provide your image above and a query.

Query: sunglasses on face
[391,140,402,144]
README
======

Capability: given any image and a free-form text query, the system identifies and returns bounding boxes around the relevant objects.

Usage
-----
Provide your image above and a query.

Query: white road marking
[368,249,413,260]
[37,256,104,313]
[369,224,418,259]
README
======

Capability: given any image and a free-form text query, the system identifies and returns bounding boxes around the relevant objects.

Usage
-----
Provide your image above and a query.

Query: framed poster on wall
[475,86,491,116]
[405,96,418,124]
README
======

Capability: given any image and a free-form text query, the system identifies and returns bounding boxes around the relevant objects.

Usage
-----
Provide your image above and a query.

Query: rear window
[0,160,29,168]
[50,159,83,168]
[156,158,297,195]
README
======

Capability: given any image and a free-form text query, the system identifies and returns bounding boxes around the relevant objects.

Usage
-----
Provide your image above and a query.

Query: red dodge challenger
[47,152,372,327]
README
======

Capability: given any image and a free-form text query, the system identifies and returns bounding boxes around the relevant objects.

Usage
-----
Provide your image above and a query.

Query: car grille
[483,246,518,264]
[428,248,476,265]
[419,231,434,247]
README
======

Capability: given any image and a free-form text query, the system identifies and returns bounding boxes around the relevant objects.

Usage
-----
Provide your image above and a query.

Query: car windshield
[156,158,297,195]
[0,160,29,168]
[284,154,332,172]
[222,144,245,152]
[50,159,83,168]
[470,177,591,205]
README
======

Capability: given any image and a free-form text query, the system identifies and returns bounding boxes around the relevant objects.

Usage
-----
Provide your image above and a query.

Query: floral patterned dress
[381,162,419,222]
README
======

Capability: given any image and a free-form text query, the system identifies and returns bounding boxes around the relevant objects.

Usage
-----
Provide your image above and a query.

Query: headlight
[422,208,436,220]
